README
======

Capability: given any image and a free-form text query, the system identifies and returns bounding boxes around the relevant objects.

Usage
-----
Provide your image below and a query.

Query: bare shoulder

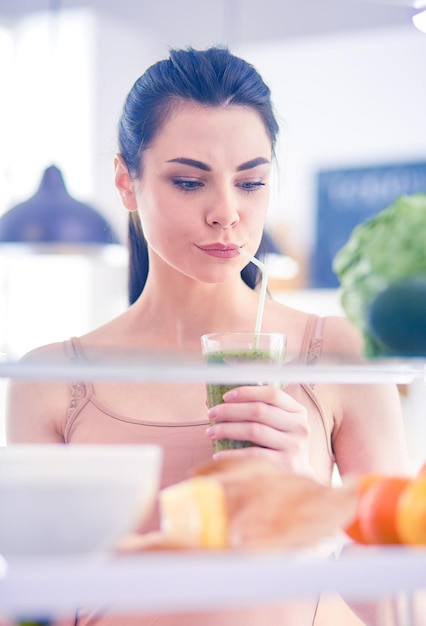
[18,340,70,364]
[7,340,71,443]
[321,315,365,359]
[265,299,364,359]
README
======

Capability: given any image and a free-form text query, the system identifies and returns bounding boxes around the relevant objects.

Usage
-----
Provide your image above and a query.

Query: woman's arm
[324,316,411,477]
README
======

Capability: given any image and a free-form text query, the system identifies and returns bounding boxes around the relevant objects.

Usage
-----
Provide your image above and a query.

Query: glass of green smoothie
[201,331,286,452]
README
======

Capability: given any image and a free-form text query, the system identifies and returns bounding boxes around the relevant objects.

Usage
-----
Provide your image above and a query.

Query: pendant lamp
[0,165,118,244]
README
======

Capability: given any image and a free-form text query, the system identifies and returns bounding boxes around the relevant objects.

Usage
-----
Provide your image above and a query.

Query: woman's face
[119,102,273,285]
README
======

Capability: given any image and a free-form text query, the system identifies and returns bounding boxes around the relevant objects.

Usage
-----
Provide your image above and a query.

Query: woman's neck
[133,274,261,348]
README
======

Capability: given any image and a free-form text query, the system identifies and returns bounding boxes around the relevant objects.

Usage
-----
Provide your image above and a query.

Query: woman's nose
[206,189,240,229]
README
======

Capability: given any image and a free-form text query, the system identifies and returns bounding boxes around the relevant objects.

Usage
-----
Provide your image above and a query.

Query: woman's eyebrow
[166,156,270,172]
[167,157,211,171]
[236,157,270,171]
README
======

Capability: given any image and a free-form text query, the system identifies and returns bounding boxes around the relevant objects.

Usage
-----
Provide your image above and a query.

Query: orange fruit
[396,475,426,545]
[344,473,382,543]
[358,476,412,544]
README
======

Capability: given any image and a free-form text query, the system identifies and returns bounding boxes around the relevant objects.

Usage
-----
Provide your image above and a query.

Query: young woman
[6,46,409,625]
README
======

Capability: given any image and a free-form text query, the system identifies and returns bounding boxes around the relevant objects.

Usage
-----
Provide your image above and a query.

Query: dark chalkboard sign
[310,161,426,288]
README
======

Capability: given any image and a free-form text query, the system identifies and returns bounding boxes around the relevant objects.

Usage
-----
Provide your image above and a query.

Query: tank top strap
[63,337,77,361]
[66,336,89,362]
[63,338,93,422]
[299,314,325,365]
[296,316,334,462]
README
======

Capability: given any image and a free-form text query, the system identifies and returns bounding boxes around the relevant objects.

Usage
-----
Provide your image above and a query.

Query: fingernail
[207,407,217,418]
[206,426,215,438]
[223,389,238,401]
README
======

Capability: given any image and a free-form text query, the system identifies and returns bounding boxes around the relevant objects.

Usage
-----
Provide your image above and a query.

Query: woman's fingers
[205,385,313,475]
[222,385,302,411]
[207,385,309,434]
[207,419,294,450]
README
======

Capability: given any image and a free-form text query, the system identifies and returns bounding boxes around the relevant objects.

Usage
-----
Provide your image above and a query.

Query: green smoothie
[205,348,281,452]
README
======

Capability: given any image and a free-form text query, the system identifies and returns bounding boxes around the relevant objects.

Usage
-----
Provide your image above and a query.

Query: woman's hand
[206,385,315,477]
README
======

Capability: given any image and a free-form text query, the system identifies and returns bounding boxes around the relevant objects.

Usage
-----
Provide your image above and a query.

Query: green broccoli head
[332,193,426,357]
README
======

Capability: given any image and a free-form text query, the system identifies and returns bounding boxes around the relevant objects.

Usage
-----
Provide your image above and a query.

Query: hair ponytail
[128,213,149,305]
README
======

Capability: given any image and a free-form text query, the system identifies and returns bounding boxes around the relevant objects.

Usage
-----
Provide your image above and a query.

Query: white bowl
[0,444,162,556]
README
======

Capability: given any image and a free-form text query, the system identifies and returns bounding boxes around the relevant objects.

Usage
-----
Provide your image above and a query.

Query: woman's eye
[238,181,266,192]
[172,179,203,191]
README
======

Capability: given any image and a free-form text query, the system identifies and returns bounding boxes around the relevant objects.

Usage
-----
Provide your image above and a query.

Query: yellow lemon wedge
[159,476,228,549]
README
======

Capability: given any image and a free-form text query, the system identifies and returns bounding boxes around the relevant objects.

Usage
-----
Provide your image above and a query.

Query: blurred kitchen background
[0,0,425,455]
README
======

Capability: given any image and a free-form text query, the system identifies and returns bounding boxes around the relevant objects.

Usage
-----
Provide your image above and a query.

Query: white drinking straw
[238,247,269,334]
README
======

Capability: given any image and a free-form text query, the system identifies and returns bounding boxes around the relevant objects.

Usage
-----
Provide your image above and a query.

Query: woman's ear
[114,154,138,211]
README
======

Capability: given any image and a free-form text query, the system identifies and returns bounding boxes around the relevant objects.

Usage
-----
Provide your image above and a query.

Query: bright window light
[412,9,426,33]
[2,9,95,212]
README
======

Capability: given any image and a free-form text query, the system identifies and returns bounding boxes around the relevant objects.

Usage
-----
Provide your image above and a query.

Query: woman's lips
[197,243,241,259]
